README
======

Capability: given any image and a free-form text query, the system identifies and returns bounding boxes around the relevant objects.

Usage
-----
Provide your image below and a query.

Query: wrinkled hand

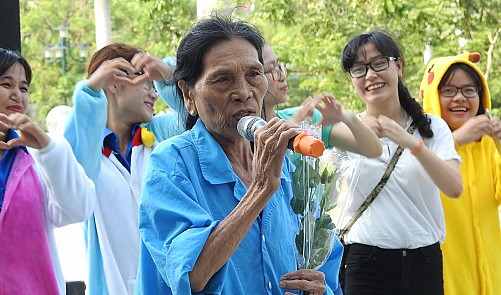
[280,269,326,295]
[87,57,136,92]
[453,115,497,145]
[0,113,49,150]
[130,53,173,85]
[252,117,302,191]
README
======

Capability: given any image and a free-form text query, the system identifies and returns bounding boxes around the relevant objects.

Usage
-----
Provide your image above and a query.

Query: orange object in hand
[292,132,326,158]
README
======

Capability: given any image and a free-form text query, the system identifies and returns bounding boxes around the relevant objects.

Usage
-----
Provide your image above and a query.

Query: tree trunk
[485,29,499,80]
[94,0,111,49]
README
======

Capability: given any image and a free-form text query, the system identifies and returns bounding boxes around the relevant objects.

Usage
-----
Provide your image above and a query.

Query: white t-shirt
[343,114,460,249]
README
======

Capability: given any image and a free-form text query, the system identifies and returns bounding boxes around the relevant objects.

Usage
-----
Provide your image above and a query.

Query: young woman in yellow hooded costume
[420,52,501,295]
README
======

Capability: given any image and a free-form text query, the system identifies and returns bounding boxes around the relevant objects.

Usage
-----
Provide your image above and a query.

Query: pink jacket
[0,150,59,294]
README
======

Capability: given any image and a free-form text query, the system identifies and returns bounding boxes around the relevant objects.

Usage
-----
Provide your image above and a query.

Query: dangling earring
[187,89,197,116]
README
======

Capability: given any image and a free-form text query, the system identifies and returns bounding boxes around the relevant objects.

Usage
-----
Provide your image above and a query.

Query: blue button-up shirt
[135,119,342,294]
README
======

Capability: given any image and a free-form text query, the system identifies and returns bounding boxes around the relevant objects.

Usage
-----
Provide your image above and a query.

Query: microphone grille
[237,116,266,141]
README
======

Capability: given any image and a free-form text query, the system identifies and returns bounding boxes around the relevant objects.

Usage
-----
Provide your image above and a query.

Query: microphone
[237,116,325,158]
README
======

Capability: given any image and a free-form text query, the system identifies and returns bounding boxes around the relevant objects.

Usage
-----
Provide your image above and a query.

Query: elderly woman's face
[185,38,268,141]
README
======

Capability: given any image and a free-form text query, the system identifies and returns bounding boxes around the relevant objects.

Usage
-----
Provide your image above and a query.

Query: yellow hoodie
[420,53,501,295]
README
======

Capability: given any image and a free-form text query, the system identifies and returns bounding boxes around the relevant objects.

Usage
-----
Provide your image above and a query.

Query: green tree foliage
[138,0,197,54]
[19,0,196,126]
[19,0,500,125]
[248,0,500,112]
[20,0,94,123]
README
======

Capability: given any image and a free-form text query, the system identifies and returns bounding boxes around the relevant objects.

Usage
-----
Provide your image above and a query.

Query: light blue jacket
[63,72,182,295]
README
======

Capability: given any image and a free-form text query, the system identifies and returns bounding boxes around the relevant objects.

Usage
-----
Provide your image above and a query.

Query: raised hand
[453,115,496,145]
[375,114,420,150]
[0,113,49,150]
[289,96,317,124]
[314,92,345,126]
[360,112,382,138]
[130,53,173,86]
[488,115,501,139]
[86,57,136,92]
[252,117,302,192]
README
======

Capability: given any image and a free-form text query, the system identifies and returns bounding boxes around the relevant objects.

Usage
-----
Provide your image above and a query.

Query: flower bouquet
[327,149,366,242]
[290,123,337,271]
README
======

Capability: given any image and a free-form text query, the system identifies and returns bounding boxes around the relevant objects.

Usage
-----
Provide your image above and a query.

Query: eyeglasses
[142,80,156,92]
[439,85,479,98]
[134,71,156,92]
[266,62,287,81]
[348,56,397,78]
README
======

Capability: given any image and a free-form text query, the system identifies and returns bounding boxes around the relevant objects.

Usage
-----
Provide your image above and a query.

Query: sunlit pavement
[55,223,88,293]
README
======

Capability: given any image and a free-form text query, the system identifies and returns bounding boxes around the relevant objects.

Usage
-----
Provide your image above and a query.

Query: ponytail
[398,81,433,138]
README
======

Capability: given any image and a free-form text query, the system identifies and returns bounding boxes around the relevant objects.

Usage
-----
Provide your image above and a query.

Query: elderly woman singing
[135,15,343,295]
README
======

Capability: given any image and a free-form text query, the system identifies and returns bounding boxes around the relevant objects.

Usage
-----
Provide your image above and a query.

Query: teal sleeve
[275,106,322,124]
[275,107,296,121]
[276,106,322,124]
[276,107,333,148]
[322,124,334,149]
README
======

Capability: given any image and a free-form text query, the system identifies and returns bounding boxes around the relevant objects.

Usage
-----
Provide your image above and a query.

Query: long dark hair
[0,48,32,85]
[439,63,484,116]
[173,15,265,130]
[341,30,433,138]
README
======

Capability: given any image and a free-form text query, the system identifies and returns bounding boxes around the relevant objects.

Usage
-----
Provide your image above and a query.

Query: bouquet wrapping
[290,123,337,270]
[327,149,366,242]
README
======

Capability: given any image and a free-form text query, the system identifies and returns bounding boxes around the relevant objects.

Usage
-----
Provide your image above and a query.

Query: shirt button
[268,281,272,289]
[402,250,407,257]
[262,235,266,243]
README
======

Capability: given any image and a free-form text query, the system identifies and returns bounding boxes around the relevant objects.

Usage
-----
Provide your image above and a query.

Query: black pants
[342,243,444,295]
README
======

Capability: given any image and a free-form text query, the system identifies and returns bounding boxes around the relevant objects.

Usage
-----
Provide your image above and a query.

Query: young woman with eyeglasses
[262,44,382,158]
[420,53,501,295]
[339,30,462,295]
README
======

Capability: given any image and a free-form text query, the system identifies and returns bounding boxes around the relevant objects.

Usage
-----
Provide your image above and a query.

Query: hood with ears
[419,52,491,116]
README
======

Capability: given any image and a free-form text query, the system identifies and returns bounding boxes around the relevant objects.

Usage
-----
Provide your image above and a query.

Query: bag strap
[338,122,417,243]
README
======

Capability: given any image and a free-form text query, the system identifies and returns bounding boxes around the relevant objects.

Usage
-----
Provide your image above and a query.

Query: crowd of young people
[2,12,500,295]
